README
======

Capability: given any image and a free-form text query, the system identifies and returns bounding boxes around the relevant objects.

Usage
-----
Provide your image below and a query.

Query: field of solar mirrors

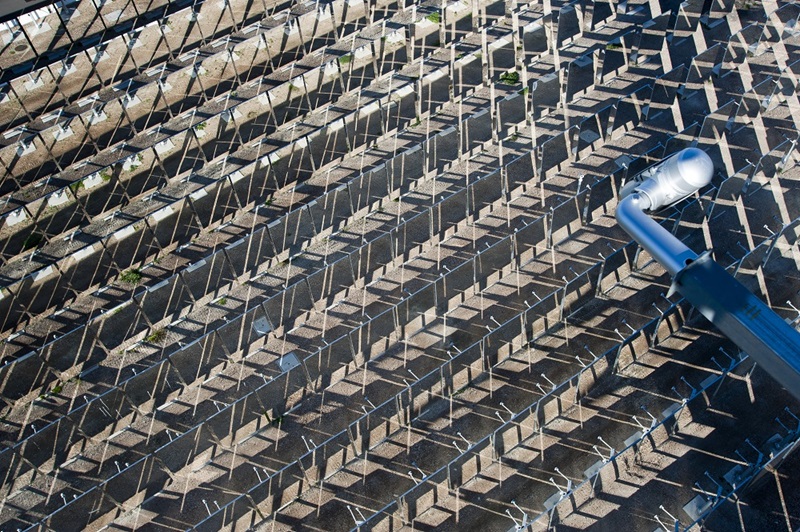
[1,0,800,529]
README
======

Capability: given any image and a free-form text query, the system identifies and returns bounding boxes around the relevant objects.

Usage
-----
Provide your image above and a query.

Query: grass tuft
[120,268,143,284]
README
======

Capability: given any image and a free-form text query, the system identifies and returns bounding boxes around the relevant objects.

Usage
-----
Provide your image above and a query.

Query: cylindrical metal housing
[635,148,714,210]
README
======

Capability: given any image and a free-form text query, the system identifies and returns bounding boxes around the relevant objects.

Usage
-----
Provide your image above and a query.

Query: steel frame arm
[616,193,800,400]
[674,253,800,395]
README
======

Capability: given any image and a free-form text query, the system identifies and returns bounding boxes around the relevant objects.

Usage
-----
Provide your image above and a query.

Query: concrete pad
[683,494,713,521]
[252,312,274,337]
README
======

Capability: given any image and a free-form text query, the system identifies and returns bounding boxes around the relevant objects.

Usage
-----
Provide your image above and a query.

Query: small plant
[606,42,622,50]
[265,196,273,207]
[196,121,206,131]
[425,12,440,23]
[451,385,468,397]
[146,328,167,344]
[339,54,352,64]
[124,154,143,172]
[51,383,63,395]
[499,71,520,85]
[519,86,529,95]
[100,169,112,182]
[120,268,143,284]
[217,297,228,306]
[69,180,84,193]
